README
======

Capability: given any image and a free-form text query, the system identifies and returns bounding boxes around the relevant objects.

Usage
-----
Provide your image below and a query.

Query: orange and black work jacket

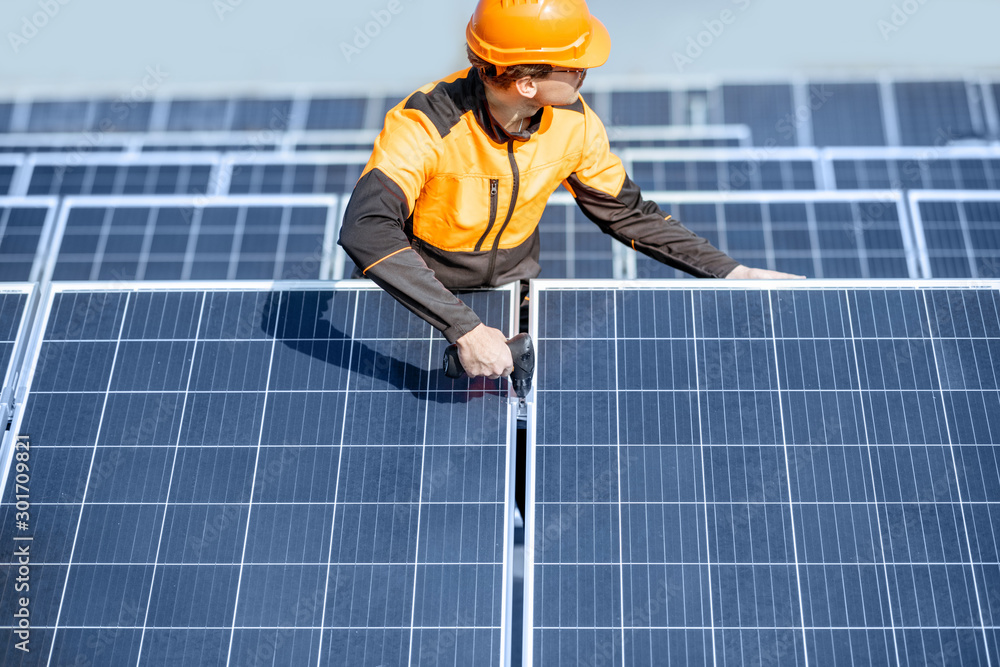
[339,68,739,343]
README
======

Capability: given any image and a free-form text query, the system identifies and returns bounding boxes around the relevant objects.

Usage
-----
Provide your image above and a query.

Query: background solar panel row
[223,155,368,195]
[0,137,127,154]
[630,193,918,280]
[23,155,219,197]
[0,282,517,666]
[908,192,1000,279]
[721,84,800,147]
[0,197,59,282]
[3,78,995,144]
[45,196,339,282]
[827,151,1000,190]
[624,149,820,191]
[809,82,888,146]
[893,81,982,146]
[526,281,1000,666]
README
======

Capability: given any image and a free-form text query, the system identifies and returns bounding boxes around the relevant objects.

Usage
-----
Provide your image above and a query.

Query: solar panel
[625,192,919,281]
[908,192,1000,279]
[88,100,156,134]
[536,200,624,280]
[722,84,797,147]
[166,99,232,132]
[25,101,92,133]
[827,147,1000,190]
[0,155,23,196]
[0,103,12,134]
[305,98,368,130]
[0,197,60,282]
[624,148,821,192]
[44,195,340,282]
[0,281,519,666]
[223,153,369,195]
[992,84,1000,133]
[0,284,34,433]
[894,81,980,146]
[22,154,220,197]
[609,92,673,126]
[605,126,752,150]
[525,279,1000,666]
[809,82,887,146]
[0,134,129,154]
[230,99,293,132]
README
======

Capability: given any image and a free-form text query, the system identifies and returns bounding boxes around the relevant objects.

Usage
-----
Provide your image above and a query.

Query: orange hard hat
[466,0,611,71]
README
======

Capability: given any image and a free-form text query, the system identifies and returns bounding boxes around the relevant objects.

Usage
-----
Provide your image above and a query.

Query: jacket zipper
[474,179,499,252]
[485,140,520,285]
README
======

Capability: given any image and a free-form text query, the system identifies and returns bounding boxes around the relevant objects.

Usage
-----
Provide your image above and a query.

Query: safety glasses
[545,67,587,84]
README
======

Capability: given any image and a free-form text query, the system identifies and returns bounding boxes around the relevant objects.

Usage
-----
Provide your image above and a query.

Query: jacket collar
[469,68,543,144]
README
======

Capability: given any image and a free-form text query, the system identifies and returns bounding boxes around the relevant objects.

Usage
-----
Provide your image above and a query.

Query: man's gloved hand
[455,323,514,379]
[726,264,806,279]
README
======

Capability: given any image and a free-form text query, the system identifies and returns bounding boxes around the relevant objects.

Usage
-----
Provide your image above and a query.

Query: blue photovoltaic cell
[832,157,1000,190]
[915,200,1000,278]
[88,101,154,133]
[528,284,1000,667]
[631,159,817,191]
[166,100,231,132]
[634,198,914,280]
[0,104,12,133]
[993,84,1000,127]
[0,203,55,282]
[722,85,796,146]
[26,101,91,133]
[27,163,214,196]
[305,98,368,130]
[50,200,335,281]
[0,285,515,666]
[231,99,293,132]
[609,91,673,126]
[809,82,887,146]
[227,162,364,195]
[894,82,979,146]
[0,291,28,388]
[0,166,15,195]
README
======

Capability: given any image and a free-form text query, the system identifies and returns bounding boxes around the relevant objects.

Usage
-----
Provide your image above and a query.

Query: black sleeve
[339,168,483,343]
[568,173,741,279]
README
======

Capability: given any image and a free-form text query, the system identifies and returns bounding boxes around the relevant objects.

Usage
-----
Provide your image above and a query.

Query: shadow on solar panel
[260,290,506,402]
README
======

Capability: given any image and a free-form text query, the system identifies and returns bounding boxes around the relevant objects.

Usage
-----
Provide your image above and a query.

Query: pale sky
[1,0,998,97]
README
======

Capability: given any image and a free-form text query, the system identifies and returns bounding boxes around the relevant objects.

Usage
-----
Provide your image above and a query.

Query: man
[339,0,801,381]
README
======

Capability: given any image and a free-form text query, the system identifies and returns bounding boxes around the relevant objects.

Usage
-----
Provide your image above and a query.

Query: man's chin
[552,92,581,106]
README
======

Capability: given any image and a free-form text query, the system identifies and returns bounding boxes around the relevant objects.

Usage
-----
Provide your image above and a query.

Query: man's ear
[514,76,538,99]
